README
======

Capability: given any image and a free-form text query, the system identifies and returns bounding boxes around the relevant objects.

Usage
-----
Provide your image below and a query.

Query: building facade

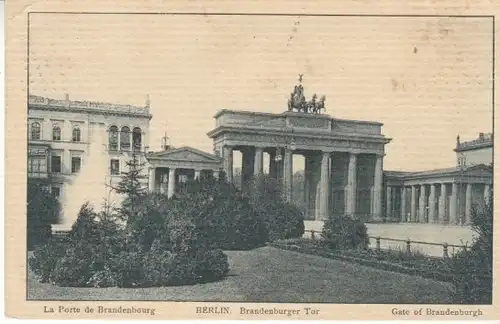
[146,146,223,197]
[27,94,152,203]
[384,133,493,225]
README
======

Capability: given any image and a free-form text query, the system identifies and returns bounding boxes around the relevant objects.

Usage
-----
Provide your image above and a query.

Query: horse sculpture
[287,75,326,114]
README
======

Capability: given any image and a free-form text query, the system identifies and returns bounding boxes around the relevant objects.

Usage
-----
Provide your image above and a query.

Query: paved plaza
[304,221,476,257]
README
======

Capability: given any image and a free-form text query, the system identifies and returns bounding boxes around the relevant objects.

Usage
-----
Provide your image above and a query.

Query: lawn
[28,246,454,303]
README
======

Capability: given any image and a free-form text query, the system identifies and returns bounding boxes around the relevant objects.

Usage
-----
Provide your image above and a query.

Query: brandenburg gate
[207,81,391,221]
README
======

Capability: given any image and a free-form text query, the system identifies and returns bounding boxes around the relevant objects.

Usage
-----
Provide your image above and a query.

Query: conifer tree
[111,151,148,224]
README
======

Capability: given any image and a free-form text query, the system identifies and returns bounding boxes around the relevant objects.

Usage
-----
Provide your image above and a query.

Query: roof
[146,146,222,164]
[28,94,152,118]
[455,133,493,152]
[385,164,492,180]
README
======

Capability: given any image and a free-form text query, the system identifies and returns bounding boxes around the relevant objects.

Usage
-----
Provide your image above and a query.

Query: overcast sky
[28,14,492,171]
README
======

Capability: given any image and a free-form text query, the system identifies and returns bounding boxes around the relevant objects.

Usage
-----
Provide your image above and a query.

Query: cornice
[208,125,391,144]
[29,104,153,120]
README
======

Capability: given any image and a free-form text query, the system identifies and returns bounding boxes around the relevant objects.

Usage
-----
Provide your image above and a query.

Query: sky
[28,14,493,171]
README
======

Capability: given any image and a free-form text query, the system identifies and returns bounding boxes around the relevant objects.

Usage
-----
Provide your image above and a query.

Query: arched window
[52,125,61,141]
[120,126,131,150]
[132,127,142,151]
[31,122,41,140]
[72,126,81,142]
[108,125,118,151]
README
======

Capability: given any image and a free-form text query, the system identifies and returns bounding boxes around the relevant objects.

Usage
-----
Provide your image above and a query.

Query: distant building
[146,145,223,197]
[27,94,152,202]
[384,133,493,226]
[455,132,492,167]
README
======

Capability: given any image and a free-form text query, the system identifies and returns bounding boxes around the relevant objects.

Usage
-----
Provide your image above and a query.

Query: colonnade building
[383,133,492,225]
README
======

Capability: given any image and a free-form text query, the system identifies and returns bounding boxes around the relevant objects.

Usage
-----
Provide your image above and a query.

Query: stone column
[429,184,436,223]
[317,151,330,220]
[148,167,156,193]
[304,154,311,210]
[465,183,472,225]
[306,154,321,219]
[241,147,255,190]
[400,187,407,222]
[223,146,233,183]
[410,185,417,222]
[372,154,383,221]
[254,147,264,177]
[438,183,447,224]
[194,170,201,180]
[418,185,427,223]
[386,186,392,221]
[345,153,357,216]
[167,168,176,198]
[269,150,277,178]
[283,148,293,201]
[450,182,458,225]
[484,184,491,205]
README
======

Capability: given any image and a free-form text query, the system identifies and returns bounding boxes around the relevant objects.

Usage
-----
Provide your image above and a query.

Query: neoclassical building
[208,109,391,221]
[27,94,152,201]
[146,144,223,197]
[384,133,493,225]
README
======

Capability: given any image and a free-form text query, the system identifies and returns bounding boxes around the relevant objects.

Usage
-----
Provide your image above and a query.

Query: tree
[27,181,60,249]
[109,151,148,225]
[451,194,492,304]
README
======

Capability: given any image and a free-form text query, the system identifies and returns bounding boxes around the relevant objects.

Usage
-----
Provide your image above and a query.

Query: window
[110,159,120,175]
[31,122,41,140]
[72,126,81,142]
[51,186,61,199]
[120,126,131,150]
[28,157,47,174]
[178,175,188,183]
[51,155,62,173]
[71,157,81,174]
[132,127,142,151]
[52,125,61,141]
[108,126,118,151]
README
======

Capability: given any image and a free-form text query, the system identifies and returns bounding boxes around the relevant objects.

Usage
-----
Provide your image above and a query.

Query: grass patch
[271,238,456,282]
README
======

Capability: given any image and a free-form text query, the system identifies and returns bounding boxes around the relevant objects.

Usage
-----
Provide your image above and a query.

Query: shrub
[28,236,68,283]
[248,175,305,242]
[30,196,230,288]
[210,192,267,250]
[27,182,60,249]
[175,177,267,250]
[321,215,369,250]
[125,193,170,249]
[450,199,492,304]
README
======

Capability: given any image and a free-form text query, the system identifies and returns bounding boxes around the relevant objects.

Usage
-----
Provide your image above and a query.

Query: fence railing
[304,229,467,258]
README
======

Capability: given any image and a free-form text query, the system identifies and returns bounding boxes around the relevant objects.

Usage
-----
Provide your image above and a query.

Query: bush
[321,215,369,250]
[174,177,267,250]
[450,199,492,304]
[248,175,305,242]
[28,236,69,283]
[27,182,60,249]
[29,197,230,288]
